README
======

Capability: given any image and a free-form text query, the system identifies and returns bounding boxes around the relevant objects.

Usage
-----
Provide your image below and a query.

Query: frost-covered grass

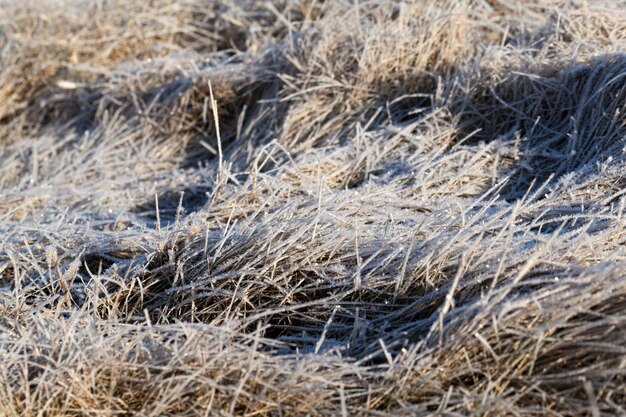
[2,1,626,415]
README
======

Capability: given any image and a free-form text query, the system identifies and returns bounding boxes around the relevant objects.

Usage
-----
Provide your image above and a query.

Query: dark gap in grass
[456,53,626,202]
[132,186,211,228]
[81,253,117,279]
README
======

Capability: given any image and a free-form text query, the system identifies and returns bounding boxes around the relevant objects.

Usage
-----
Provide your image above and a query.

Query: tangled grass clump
[2,1,626,415]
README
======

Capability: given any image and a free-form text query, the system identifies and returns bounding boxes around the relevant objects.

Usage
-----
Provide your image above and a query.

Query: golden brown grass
[2,0,626,415]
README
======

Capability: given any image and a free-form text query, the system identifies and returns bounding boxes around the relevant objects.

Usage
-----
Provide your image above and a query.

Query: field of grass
[2,0,626,415]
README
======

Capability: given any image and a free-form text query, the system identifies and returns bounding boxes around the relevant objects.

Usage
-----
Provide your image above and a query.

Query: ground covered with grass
[2,0,626,415]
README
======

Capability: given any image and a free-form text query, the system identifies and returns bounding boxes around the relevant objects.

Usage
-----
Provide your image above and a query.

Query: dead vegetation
[2,0,626,415]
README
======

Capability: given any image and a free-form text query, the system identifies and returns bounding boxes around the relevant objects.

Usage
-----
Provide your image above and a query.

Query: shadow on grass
[456,53,626,201]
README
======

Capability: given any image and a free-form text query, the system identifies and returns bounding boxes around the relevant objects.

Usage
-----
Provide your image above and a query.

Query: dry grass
[2,0,626,415]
